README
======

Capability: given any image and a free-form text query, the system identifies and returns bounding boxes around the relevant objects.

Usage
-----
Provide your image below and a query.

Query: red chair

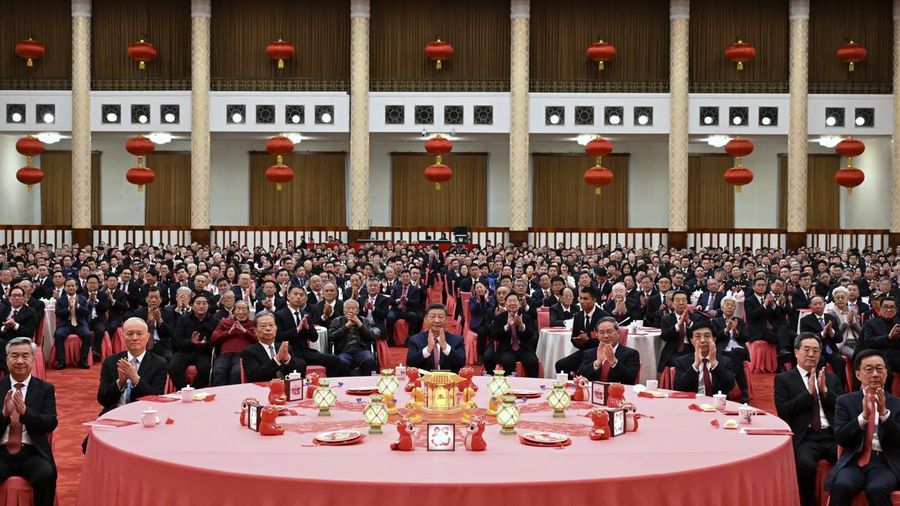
[537,308,550,333]
[748,340,778,373]
[99,332,113,361]
[514,361,545,378]
[459,292,477,365]
[659,366,676,390]
[376,338,392,369]
[819,452,900,505]
[185,366,198,386]
[0,434,59,505]
[33,318,45,348]
[47,335,93,368]
[306,365,326,377]
[393,320,409,347]
[111,328,126,354]
[618,327,628,346]
[893,373,900,398]
[31,349,46,380]
[239,358,247,384]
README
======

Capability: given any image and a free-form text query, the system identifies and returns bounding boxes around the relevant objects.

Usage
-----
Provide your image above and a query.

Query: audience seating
[393,320,409,347]
[99,332,113,361]
[0,434,57,506]
[659,366,676,390]
[748,340,778,373]
[537,307,550,333]
[111,328,126,354]
[47,335,92,368]
[458,292,477,365]
[514,361,544,379]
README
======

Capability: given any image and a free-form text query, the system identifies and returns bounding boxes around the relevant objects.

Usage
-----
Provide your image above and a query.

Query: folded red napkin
[137,395,178,403]
[710,419,720,428]
[742,428,792,436]
[202,394,216,402]
[668,392,697,399]
[165,418,175,425]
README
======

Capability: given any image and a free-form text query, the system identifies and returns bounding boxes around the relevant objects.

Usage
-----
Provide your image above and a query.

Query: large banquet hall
[0,0,898,505]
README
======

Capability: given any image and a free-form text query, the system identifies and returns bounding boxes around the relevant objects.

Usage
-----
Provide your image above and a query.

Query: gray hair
[176,286,193,298]
[6,337,37,355]
[831,286,850,299]
[254,310,276,323]
[596,316,620,331]
[721,295,737,304]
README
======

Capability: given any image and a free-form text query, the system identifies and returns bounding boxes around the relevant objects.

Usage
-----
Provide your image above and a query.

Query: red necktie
[6,383,24,455]
[701,359,713,395]
[600,360,611,382]
[810,372,821,430]
[858,398,877,467]
[511,319,520,351]
[677,318,686,352]
[433,338,440,370]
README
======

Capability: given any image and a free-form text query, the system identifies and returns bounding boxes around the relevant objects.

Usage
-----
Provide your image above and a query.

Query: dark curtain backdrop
[689,0,789,93]
[391,153,487,227]
[91,0,191,88]
[688,155,735,228]
[145,153,191,226]
[370,0,509,91]
[0,1,71,88]
[529,0,669,92]
[808,0,892,93]
[40,152,101,226]
[249,152,347,227]
[532,154,629,227]
[777,154,840,229]
[210,0,350,88]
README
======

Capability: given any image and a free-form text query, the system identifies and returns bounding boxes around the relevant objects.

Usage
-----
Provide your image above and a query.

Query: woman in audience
[468,280,495,361]
[829,286,861,358]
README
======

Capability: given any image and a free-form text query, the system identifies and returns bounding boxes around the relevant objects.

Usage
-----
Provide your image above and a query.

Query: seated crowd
[0,239,898,503]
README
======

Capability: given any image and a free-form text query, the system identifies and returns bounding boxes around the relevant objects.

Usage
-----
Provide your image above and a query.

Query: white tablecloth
[625,330,663,384]
[312,326,329,353]
[536,328,575,379]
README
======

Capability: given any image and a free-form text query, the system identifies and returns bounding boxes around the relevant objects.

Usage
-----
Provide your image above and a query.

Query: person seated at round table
[328,299,376,376]
[241,310,306,382]
[482,285,510,373]
[490,292,540,377]
[712,296,750,403]
[210,301,256,385]
[577,316,640,384]
[406,304,465,373]
[673,320,735,396]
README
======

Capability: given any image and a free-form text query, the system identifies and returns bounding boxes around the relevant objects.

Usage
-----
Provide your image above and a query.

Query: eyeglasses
[861,366,887,375]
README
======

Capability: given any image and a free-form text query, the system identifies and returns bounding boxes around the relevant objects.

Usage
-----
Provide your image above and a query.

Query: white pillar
[891,0,900,246]
[191,0,211,243]
[508,0,530,242]
[667,0,689,247]
[787,0,809,249]
[71,0,92,243]
[349,0,370,233]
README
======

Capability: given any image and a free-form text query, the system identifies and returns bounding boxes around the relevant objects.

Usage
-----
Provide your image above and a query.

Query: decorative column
[667,0,689,249]
[892,0,900,248]
[786,0,810,251]
[508,0,530,245]
[348,0,370,242]
[190,0,211,245]
[71,0,92,246]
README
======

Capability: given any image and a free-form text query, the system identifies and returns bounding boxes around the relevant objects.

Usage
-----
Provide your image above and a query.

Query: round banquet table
[625,329,663,383]
[536,327,574,378]
[77,376,799,506]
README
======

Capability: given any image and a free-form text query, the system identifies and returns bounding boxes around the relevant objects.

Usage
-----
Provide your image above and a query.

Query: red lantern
[127,39,157,70]
[15,38,44,68]
[585,136,614,161]
[586,39,616,71]
[725,40,756,71]
[835,138,865,160]
[126,166,155,192]
[15,167,43,190]
[424,135,453,163]
[583,166,613,195]
[725,138,754,158]
[424,163,452,190]
[425,38,454,70]
[724,166,754,192]
[265,164,294,191]
[266,135,295,164]
[15,136,44,164]
[834,166,865,192]
[125,135,155,165]
[266,39,295,70]
[836,41,867,72]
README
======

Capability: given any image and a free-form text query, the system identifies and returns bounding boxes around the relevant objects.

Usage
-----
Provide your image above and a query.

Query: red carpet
[47,351,777,506]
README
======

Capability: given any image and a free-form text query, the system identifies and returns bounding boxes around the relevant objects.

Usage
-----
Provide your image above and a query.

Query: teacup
[141,409,160,427]
[180,386,195,403]
[645,379,659,391]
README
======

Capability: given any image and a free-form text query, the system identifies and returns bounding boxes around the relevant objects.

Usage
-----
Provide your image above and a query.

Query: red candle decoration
[424,163,453,190]
[583,165,613,196]
[265,164,294,191]
[127,39,157,70]
[836,41,867,72]
[725,40,756,71]
[424,135,453,164]
[424,38,454,70]
[15,37,45,68]
[126,167,156,192]
[15,167,43,190]
[266,39,295,70]
[586,39,616,71]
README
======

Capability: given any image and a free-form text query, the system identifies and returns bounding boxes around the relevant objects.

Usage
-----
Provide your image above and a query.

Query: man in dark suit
[168,293,218,390]
[658,291,703,374]
[0,337,57,506]
[242,311,306,382]
[577,317,640,384]
[863,298,900,393]
[254,280,287,314]
[673,320,735,395]
[274,286,347,377]
[53,278,92,370]
[117,268,142,311]
[529,274,557,308]
[80,275,110,363]
[138,268,169,308]
[489,292,539,377]
[312,282,343,328]
[0,287,38,372]
[555,287,611,376]
[774,333,841,506]
[628,276,658,323]
[96,318,167,415]
[130,287,175,361]
[386,270,424,344]
[328,299,376,376]
[600,283,634,325]
[549,287,578,328]
[102,273,130,342]
[358,278,391,338]
[826,350,900,506]
[644,275,673,327]
[696,278,724,319]
[407,304,466,373]
[230,273,257,308]
[745,277,778,345]
[800,295,846,392]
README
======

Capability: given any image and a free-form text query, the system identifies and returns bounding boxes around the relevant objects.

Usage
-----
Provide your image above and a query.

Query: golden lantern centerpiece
[313,379,337,416]
[486,369,510,417]
[377,369,400,415]
[496,395,520,435]
[363,394,390,434]
[546,381,572,418]
[419,371,466,420]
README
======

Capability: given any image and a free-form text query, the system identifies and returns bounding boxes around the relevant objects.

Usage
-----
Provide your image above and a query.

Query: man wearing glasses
[826,350,900,506]
[864,298,900,393]
[775,333,841,506]
[672,320,735,395]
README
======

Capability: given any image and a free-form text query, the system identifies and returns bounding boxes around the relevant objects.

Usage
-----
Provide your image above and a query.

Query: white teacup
[645,379,659,391]
[180,386,195,403]
[556,373,568,383]
[712,393,727,411]
[141,409,160,428]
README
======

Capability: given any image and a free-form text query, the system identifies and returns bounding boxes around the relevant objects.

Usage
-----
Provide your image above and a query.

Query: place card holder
[247,401,262,432]
[591,381,612,406]
[605,407,626,437]
[285,377,304,402]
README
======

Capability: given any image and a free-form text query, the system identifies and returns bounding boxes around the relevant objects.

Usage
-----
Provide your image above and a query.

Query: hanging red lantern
[15,167,43,190]
[127,39,157,70]
[15,136,45,165]
[266,39,295,70]
[424,38,454,70]
[586,39,616,71]
[424,163,452,190]
[834,166,865,192]
[424,135,453,163]
[725,40,756,71]
[585,136,613,160]
[266,135,295,164]
[724,166,754,192]
[125,135,155,165]
[835,138,865,160]
[836,41,867,72]
[725,138,754,158]
[126,166,155,192]
[265,164,294,191]
[15,37,45,68]
[583,166,613,196]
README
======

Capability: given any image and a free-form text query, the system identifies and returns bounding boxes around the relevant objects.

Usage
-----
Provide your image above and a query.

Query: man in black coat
[242,311,306,382]
[712,296,751,403]
[489,293,540,377]
[554,287,610,376]
[658,291,703,374]
[130,287,176,361]
[80,275,111,363]
[407,304,466,373]
[168,293,218,389]
[774,333,841,506]
[53,279,92,370]
[274,286,347,377]
[800,295,847,392]
[577,317,640,384]
[0,337,57,506]
[862,297,900,393]
[357,278,391,338]
[673,320,735,395]
[96,318,167,415]
[0,287,38,372]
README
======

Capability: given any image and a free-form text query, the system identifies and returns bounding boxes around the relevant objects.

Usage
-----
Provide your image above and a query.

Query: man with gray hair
[97,318,167,415]
[241,311,305,382]
[328,299,376,376]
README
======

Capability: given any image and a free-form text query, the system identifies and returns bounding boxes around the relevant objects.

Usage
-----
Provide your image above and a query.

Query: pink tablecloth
[78,376,799,506]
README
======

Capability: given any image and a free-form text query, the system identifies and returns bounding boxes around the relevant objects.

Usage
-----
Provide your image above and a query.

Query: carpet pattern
[47,349,777,506]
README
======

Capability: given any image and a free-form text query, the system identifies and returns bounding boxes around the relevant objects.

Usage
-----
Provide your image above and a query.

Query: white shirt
[858,399,891,453]
[722,317,743,351]
[1,375,32,446]
[117,351,146,407]
[797,366,830,429]
[691,357,718,396]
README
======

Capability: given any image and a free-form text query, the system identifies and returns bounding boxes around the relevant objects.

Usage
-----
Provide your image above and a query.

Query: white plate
[522,432,569,444]
[315,430,363,443]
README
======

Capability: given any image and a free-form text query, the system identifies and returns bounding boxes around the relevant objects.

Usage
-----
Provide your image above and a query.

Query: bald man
[96,318,168,415]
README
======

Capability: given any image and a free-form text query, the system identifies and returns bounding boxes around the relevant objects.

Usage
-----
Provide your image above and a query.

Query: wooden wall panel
[532,154,629,227]
[145,153,191,226]
[0,1,72,88]
[391,153,487,227]
[688,155,735,228]
[249,152,347,227]
[777,154,841,229]
[40,152,101,226]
